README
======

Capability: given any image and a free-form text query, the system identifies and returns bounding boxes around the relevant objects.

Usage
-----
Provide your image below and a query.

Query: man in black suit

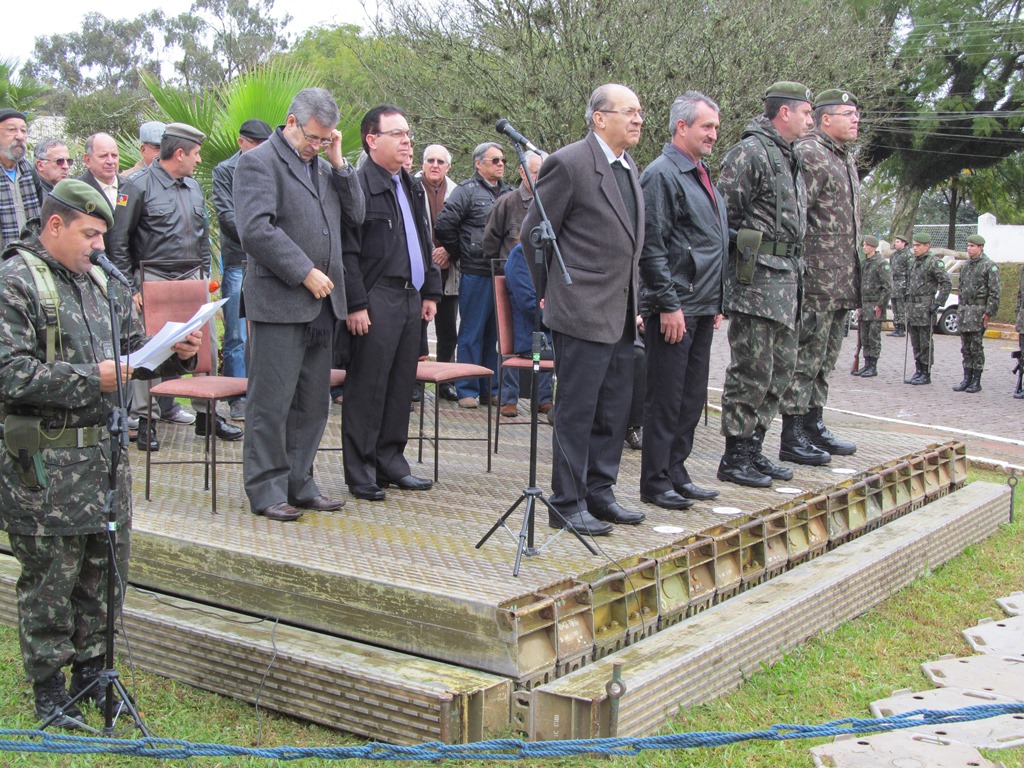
[520,83,647,536]
[341,105,442,501]
[77,133,122,252]
[234,88,365,521]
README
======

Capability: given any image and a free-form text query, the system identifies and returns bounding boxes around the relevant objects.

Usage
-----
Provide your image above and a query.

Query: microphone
[495,119,543,154]
[89,249,133,290]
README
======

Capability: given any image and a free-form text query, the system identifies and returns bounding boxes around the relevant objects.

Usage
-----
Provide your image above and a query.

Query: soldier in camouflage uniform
[1015,267,1024,398]
[717,81,813,488]
[904,232,951,385]
[780,88,862,464]
[953,234,1000,393]
[0,180,200,727]
[887,235,912,336]
[853,235,891,378]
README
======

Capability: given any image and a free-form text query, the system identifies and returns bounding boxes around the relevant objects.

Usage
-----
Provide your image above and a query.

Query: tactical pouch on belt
[3,415,49,490]
[735,229,762,286]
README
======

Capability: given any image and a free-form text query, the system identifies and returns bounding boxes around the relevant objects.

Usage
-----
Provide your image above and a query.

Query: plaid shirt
[0,160,42,249]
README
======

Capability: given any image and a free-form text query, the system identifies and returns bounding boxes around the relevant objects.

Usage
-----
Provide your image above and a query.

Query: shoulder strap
[751,134,785,236]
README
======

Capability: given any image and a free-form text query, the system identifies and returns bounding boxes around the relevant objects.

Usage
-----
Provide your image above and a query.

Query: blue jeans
[221,263,247,401]
[501,361,554,405]
[455,273,498,399]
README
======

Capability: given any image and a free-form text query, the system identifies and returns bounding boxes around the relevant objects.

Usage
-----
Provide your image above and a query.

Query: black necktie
[612,161,637,234]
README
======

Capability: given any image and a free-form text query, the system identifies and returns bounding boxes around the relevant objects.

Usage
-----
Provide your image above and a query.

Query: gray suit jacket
[234,129,365,323]
[521,132,644,345]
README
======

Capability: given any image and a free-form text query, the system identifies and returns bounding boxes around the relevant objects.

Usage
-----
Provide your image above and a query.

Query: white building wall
[977,213,1024,263]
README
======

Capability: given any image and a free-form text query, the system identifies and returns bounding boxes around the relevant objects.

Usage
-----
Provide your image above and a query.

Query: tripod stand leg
[539,496,599,557]
[476,494,526,548]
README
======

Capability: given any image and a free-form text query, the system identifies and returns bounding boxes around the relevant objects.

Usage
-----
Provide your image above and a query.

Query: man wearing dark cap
[0,109,44,249]
[953,234,999,393]
[716,81,813,488]
[854,235,891,378]
[904,232,952,385]
[212,118,272,421]
[779,88,862,463]
[109,122,244,449]
[122,121,166,177]
[888,234,912,336]
[0,179,200,727]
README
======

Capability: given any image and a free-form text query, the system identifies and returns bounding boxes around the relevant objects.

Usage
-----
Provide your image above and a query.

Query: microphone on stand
[495,119,544,154]
[89,249,133,290]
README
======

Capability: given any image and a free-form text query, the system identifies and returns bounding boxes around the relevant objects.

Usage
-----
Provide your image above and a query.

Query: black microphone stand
[476,138,597,576]
[41,284,151,736]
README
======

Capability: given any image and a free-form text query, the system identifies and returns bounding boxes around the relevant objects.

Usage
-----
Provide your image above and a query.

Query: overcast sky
[7,0,370,73]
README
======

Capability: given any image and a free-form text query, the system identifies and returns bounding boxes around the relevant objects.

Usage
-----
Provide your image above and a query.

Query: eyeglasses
[45,157,75,167]
[832,110,860,119]
[424,157,448,165]
[300,125,334,147]
[484,157,505,165]
[599,108,645,120]
[376,129,414,141]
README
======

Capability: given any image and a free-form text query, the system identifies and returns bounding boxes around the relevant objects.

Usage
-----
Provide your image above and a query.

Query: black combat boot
[750,426,793,480]
[952,367,971,391]
[965,369,982,393]
[1016,378,1024,399]
[859,357,878,377]
[779,414,831,466]
[136,417,159,451]
[717,436,772,488]
[70,655,122,714]
[33,670,84,729]
[913,364,931,385]
[905,363,923,385]
[805,407,856,456]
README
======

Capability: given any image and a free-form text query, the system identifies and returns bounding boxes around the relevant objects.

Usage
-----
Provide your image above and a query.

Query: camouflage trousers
[8,530,130,682]
[781,308,847,416]
[721,313,797,438]
[909,323,933,367]
[959,331,985,369]
[860,317,883,359]
[890,296,906,328]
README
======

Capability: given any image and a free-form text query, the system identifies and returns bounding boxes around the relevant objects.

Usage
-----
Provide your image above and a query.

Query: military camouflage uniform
[889,245,913,329]
[1015,270,1024,397]
[957,252,1000,370]
[781,127,860,417]
[906,249,952,368]
[0,236,193,682]
[859,253,892,359]
[719,116,807,438]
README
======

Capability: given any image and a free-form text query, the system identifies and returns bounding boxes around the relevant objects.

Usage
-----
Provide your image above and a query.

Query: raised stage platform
[0,393,1008,744]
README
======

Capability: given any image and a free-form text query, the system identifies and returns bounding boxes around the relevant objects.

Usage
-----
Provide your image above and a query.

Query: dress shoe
[500,403,518,417]
[439,383,459,401]
[136,417,159,452]
[411,387,422,402]
[538,402,553,415]
[640,490,694,510]
[549,510,613,536]
[382,474,433,491]
[289,495,346,511]
[254,502,303,521]
[625,426,643,450]
[590,501,646,525]
[350,483,386,501]
[676,482,720,501]
[195,413,244,441]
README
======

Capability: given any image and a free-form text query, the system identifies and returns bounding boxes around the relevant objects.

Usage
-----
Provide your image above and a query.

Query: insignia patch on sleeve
[116,194,128,206]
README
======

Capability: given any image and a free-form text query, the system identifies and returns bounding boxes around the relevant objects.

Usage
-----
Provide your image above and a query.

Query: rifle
[850,310,862,374]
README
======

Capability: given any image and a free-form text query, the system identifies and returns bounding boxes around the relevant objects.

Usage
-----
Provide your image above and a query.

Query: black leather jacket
[433,174,513,277]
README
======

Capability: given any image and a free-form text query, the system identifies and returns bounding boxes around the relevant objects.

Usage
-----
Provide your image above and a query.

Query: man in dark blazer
[234,88,365,522]
[341,105,442,501]
[520,82,648,536]
[77,132,122,253]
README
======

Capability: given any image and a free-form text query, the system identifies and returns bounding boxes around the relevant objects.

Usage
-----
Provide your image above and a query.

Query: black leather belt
[377,276,417,290]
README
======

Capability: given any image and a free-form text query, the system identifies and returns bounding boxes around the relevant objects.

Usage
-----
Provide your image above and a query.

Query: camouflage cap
[239,119,272,141]
[967,234,986,246]
[863,235,879,247]
[139,121,166,145]
[815,89,858,108]
[764,82,812,103]
[163,122,206,146]
[48,179,114,229]
[913,232,931,245]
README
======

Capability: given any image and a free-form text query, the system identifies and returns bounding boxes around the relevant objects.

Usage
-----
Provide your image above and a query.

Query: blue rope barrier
[1,702,1022,760]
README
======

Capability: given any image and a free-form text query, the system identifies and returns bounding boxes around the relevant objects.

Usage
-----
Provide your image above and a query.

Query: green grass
[0,470,1021,767]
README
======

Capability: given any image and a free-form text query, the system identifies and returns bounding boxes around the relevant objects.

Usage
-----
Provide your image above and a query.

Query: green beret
[891,234,910,245]
[863,235,879,247]
[764,81,812,103]
[967,234,986,246]
[48,179,114,229]
[913,232,931,245]
[163,122,206,146]
[815,89,858,108]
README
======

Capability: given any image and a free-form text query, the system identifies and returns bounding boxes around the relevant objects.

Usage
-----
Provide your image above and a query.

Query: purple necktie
[393,174,425,290]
